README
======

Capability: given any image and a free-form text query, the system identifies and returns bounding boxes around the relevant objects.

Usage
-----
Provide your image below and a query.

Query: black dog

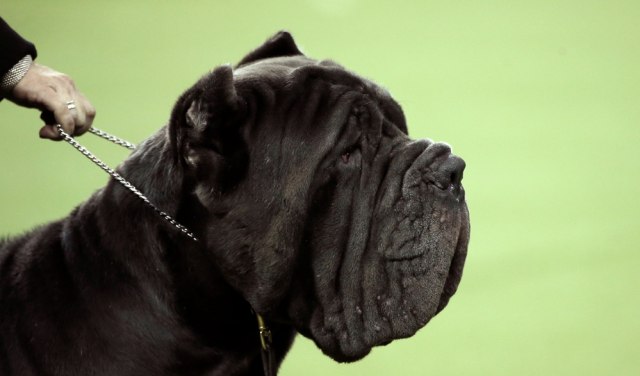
[0,32,469,375]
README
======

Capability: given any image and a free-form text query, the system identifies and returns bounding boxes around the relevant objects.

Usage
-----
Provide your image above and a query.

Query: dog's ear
[184,64,240,135]
[236,31,303,67]
[170,65,247,200]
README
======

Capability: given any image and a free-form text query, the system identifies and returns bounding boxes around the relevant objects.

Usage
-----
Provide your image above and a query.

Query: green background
[1,1,638,375]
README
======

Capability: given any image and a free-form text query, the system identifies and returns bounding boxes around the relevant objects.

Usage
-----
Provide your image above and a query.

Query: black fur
[0,32,470,375]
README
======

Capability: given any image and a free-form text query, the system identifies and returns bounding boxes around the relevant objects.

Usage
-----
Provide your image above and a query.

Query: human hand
[5,63,95,140]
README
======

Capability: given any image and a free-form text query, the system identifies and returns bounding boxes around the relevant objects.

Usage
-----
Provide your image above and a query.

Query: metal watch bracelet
[1,54,33,93]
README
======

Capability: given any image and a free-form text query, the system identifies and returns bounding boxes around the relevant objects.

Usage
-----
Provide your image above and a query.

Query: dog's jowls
[0,32,469,375]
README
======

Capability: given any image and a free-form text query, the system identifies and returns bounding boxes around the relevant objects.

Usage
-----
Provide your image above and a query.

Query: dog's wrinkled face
[169,32,469,362]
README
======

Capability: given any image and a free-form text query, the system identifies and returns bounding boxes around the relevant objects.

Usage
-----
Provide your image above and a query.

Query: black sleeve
[0,16,38,77]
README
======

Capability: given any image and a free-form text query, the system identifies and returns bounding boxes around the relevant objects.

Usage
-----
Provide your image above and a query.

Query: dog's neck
[67,128,293,374]
[62,127,293,374]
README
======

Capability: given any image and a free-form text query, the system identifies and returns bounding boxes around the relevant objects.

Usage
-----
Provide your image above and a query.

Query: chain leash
[88,127,137,150]
[56,125,198,242]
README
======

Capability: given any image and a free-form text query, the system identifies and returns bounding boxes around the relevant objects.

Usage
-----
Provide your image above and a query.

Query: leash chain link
[56,125,198,242]
[88,128,136,150]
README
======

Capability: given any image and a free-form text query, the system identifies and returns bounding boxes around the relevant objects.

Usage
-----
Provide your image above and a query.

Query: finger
[39,111,64,140]
[38,111,64,140]
[39,124,62,140]
[40,111,56,125]
[45,76,81,134]
[68,102,86,133]
[36,87,76,136]
[72,94,96,136]
[49,100,76,135]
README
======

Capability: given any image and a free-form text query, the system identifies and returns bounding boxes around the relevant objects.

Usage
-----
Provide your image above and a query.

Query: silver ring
[66,100,77,110]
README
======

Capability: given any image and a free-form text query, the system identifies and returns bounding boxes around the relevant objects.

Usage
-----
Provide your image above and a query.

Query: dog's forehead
[232,55,316,83]
[224,55,408,134]
[232,55,380,95]
[234,56,404,117]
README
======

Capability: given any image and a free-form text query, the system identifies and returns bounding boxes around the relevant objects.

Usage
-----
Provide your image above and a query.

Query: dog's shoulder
[0,220,65,282]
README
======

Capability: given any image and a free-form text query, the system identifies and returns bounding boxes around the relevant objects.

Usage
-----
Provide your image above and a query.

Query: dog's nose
[429,154,465,192]
[403,142,466,199]
[412,142,465,195]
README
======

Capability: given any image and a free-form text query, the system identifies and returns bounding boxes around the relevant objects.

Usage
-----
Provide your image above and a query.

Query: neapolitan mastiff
[0,32,469,375]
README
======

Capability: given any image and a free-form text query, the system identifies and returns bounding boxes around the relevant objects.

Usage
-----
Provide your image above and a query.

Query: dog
[0,32,470,375]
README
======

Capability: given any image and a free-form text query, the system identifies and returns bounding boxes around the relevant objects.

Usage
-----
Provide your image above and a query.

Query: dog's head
[168,32,469,362]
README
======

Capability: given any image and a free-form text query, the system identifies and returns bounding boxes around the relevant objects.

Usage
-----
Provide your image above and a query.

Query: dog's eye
[340,144,359,165]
